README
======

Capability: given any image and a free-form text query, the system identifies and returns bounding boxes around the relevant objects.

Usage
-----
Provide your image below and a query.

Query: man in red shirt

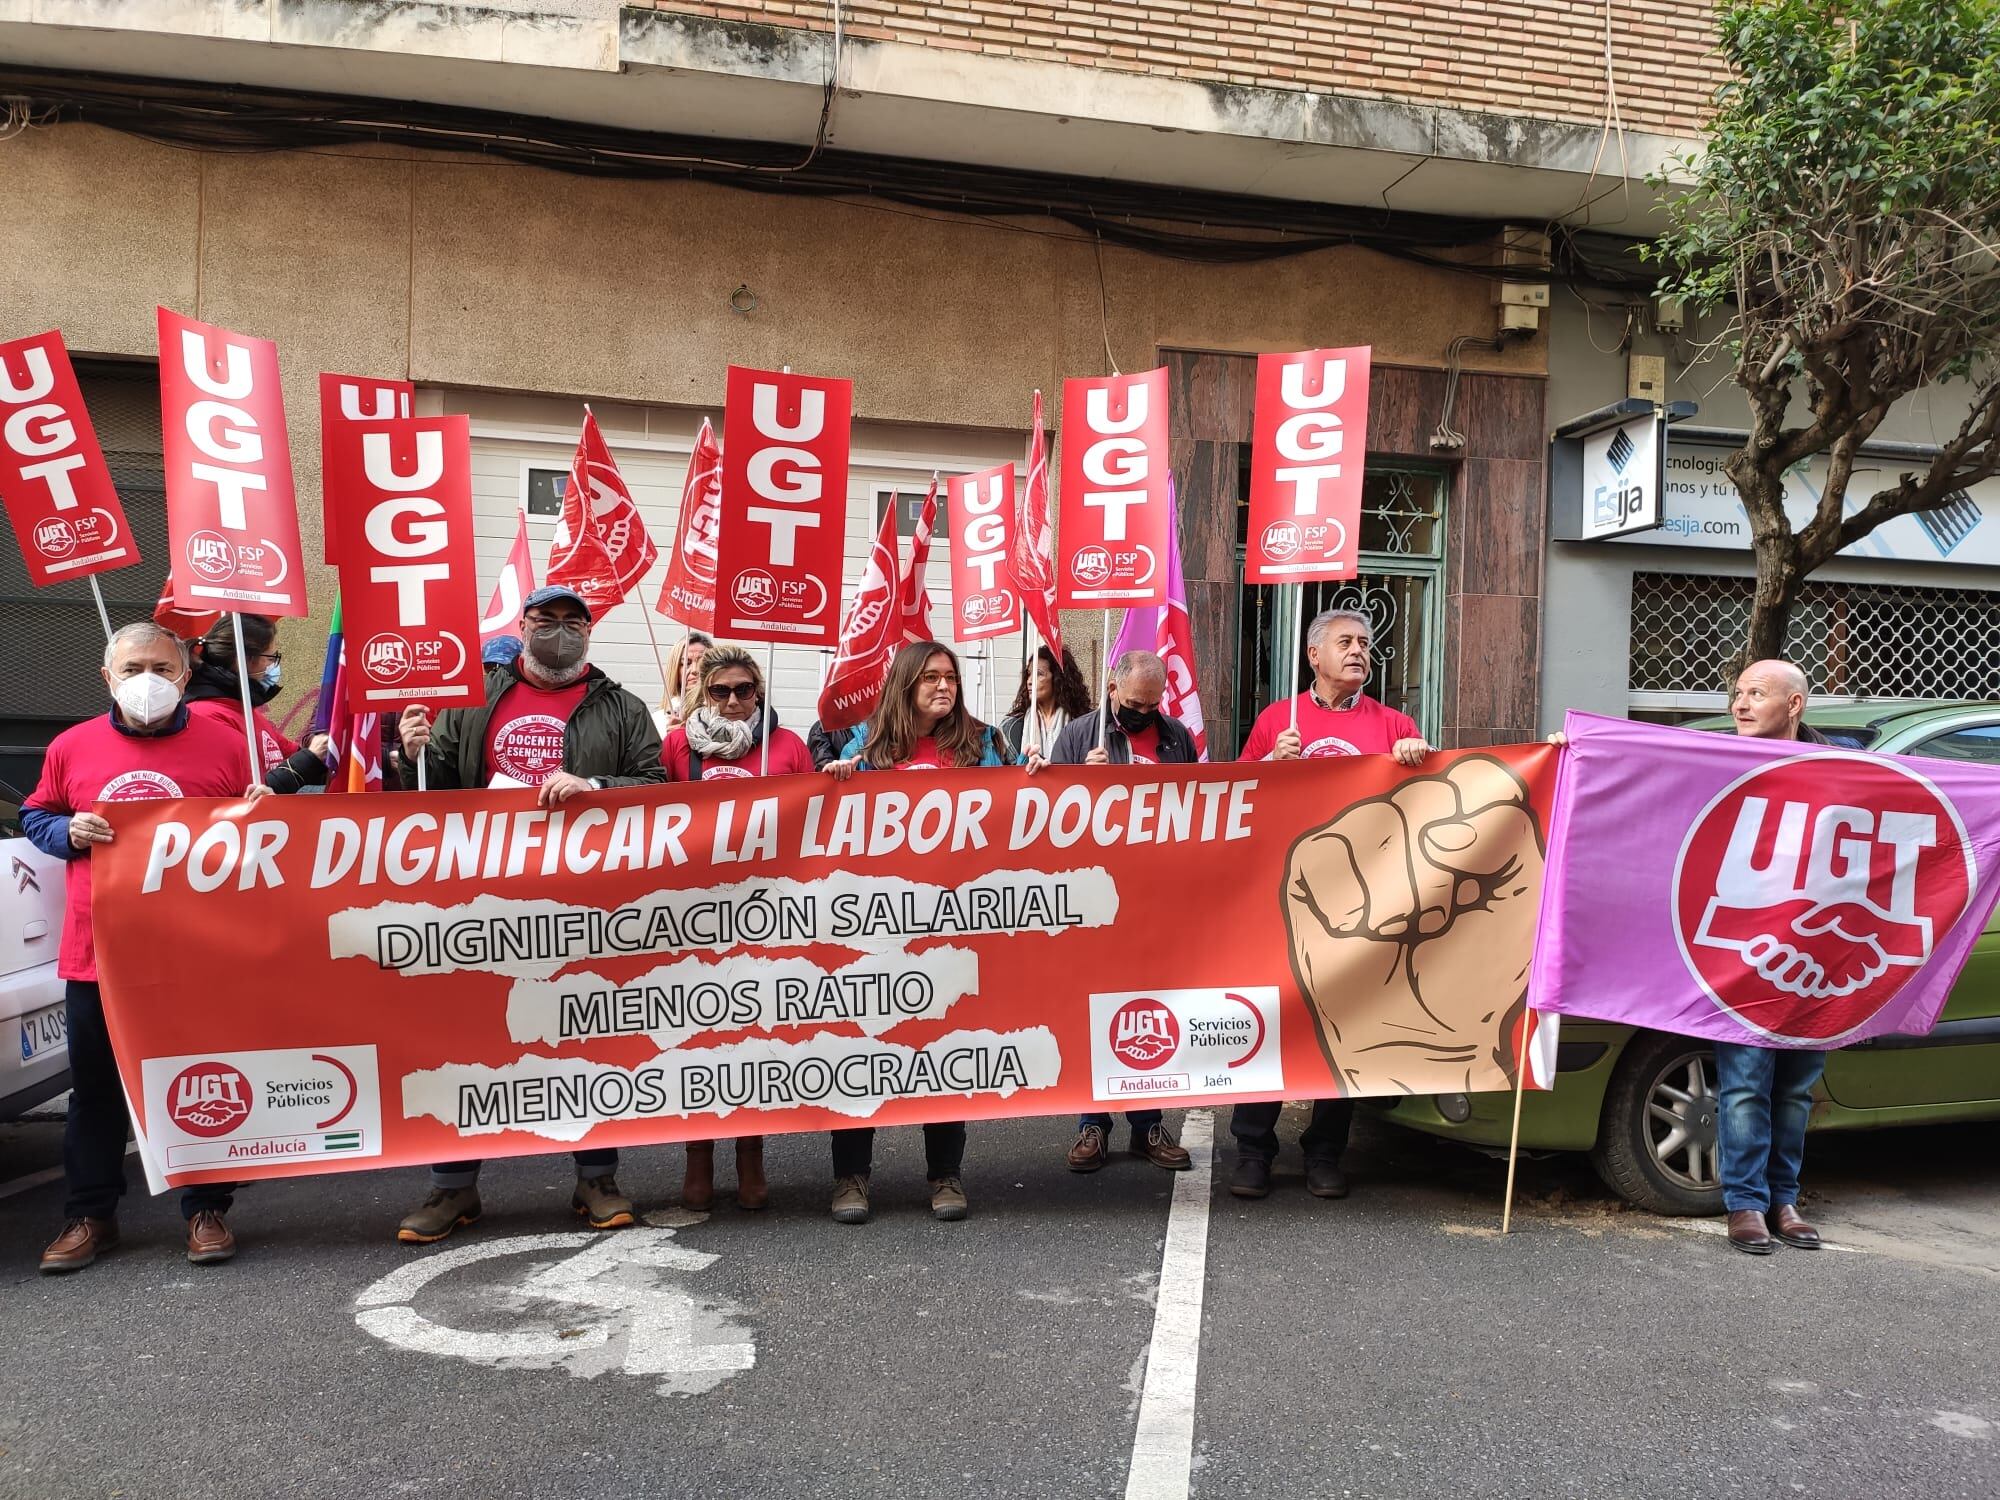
[1232,608,1431,1203]
[26,622,269,1273]
[393,585,666,1245]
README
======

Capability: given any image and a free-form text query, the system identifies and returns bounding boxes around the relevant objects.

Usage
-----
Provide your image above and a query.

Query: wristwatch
[587,777,605,791]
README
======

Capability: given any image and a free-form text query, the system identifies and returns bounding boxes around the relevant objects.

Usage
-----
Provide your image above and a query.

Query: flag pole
[1500,1009,1537,1235]
[1096,609,1112,751]
[1022,614,1042,755]
[87,576,114,643]
[636,599,672,706]
[761,640,775,776]
[1288,585,1306,735]
[228,612,263,791]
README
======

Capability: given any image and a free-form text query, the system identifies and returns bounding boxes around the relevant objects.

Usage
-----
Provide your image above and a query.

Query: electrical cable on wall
[1430,335,1510,451]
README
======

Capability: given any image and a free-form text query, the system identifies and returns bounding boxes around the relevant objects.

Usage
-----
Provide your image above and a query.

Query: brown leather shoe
[40,1217,118,1274]
[1066,1124,1108,1172]
[1139,1124,1192,1171]
[1727,1208,1775,1255]
[1768,1204,1822,1250]
[682,1141,715,1212]
[735,1138,768,1211]
[186,1209,237,1265]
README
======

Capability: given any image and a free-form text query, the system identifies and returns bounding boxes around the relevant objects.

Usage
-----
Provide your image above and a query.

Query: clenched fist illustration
[1283,755,1546,1096]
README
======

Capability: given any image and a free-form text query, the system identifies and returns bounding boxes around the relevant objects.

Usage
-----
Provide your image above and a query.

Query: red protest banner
[946,464,1021,642]
[92,750,1557,1187]
[546,409,657,617]
[0,329,140,586]
[716,365,852,645]
[816,499,903,732]
[656,416,722,632]
[157,308,308,618]
[1055,368,1171,609]
[1244,347,1372,584]
[325,414,483,709]
[318,373,414,566]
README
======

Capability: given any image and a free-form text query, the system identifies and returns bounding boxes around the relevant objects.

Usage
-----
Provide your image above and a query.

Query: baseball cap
[522,584,593,621]
[481,635,525,665]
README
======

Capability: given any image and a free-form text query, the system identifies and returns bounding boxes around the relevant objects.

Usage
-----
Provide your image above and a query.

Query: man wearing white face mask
[24,622,270,1273]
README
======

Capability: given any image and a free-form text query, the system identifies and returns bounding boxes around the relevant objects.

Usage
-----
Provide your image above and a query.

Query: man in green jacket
[392,584,667,1245]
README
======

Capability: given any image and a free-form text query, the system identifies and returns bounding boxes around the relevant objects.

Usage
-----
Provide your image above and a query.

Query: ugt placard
[1244,346,1371,584]
[0,329,140,586]
[1056,368,1170,608]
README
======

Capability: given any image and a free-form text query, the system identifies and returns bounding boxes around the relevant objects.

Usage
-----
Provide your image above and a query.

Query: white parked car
[0,777,67,1120]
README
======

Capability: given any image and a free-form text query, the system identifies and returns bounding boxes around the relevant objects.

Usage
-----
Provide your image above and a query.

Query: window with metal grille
[0,361,168,788]
[1629,571,2000,703]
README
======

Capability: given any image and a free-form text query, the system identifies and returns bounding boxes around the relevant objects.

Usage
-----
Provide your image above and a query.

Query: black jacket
[1049,708,1199,766]
[420,662,666,789]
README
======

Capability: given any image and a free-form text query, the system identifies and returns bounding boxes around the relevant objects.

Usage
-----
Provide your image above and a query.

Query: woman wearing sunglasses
[822,640,1012,1225]
[660,643,811,1213]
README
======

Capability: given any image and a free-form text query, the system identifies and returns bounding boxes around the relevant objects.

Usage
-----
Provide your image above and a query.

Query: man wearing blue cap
[393,583,666,1244]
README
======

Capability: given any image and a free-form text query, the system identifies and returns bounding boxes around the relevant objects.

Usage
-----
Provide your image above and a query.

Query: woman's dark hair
[195,614,276,673]
[1007,644,1092,720]
[862,641,998,769]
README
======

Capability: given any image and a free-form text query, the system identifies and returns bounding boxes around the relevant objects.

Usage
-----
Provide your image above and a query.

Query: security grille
[1630,571,2000,700]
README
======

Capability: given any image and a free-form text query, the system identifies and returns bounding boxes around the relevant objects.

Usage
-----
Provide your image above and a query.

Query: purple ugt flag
[1110,482,1208,758]
[1527,712,2000,1048]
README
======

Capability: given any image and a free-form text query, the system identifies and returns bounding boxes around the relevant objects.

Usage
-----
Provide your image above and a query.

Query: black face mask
[1114,703,1158,734]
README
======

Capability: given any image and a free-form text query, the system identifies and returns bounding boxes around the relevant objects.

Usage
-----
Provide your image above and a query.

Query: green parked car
[1371,701,2000,1215]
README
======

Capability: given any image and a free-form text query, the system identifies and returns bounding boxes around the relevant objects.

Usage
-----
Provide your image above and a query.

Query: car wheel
[1588,1031,1724,1216]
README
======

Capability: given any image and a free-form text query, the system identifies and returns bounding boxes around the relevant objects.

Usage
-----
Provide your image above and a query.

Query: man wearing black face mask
[392,585,666,1245]
[1032,651,1198,1172]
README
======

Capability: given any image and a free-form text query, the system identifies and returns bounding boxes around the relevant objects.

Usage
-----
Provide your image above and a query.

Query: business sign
[1579,409,1666,540]
[158,308,309,617]
[716,365,852,645]
[0,329,139,586]
[1244,346,1371,582]
[946,464,1021,641]
[1056,368,1171,608]
[325,414,483,708]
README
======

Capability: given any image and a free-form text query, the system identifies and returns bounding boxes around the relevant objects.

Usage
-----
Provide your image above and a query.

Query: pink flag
[480,504,537,647]
[656,417,721,631]
[1110,483,1208,759]
[817,501,903,733]
[546,409,657,615]
[1011,391,1062,659]
[1530,712,2000,1047]
[898,477,939,644]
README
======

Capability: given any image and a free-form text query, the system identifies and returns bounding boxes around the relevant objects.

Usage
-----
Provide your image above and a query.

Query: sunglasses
[706,681,760,703]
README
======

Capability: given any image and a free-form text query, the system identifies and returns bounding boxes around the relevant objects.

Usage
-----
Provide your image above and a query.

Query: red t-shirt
[28,711,252,981]
[1124,723,1161,765]
[1238,692,1420,761]
[897,735,944,771]
[663,727,813,781]
[484,679,590,785]
[186,696,299,774]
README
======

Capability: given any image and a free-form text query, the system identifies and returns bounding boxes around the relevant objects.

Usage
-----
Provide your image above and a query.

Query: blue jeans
[1078,1110,1163,1134]
[1715,1041,1826,1213]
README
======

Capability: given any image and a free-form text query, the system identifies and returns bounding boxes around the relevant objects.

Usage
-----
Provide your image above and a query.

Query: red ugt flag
[480,505,537,647]
[1010,390,1062,658]
[546,409,657,615]
[656,417,721,632]
[899,477,938,643]
[817,500,904,733]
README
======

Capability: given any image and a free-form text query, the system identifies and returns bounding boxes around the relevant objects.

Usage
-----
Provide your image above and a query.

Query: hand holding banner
[158,308,308,617]
[657,416,722,631]
[318,373,414,566]
[1245,346,1371,584]
[1056,368,1170,608]
[0,330,139,587]
[326,414,483,710]
[947,464,1021,642]
[716,365,853,645]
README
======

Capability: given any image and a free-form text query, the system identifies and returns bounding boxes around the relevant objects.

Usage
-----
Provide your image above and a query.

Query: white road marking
[1673,1218,1863,1252]
[0,1143,136,1203]
[1123,1108,1215,1500]
[354,1223,756,1396]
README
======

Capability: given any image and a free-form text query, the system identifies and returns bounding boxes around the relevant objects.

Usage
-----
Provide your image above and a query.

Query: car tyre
[1589,1030,1725,1216]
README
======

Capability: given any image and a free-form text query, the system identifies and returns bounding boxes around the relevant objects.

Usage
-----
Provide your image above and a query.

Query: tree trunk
[1724,461,1802,685]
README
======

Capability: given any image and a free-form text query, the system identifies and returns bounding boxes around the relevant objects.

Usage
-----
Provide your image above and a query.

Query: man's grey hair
[1112,649,1166,683]
[1306,608,1372,649]
[103,621,190,672]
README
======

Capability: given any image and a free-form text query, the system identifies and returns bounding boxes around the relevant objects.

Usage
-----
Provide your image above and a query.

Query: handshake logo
[1673,755,1975,1044]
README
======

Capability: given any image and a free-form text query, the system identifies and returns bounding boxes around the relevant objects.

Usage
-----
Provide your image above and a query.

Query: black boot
[1228,1153,1271,1199]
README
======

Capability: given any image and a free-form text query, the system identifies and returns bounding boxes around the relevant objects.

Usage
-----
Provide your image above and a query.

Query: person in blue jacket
[821,641,1010,1225]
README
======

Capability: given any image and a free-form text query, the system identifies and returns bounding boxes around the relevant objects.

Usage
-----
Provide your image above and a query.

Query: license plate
[19,1002,66,1063]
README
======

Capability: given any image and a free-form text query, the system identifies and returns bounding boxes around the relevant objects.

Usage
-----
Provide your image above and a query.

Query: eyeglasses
[251,651,283,666]
[706,681,760,703]
[918,671,959,688]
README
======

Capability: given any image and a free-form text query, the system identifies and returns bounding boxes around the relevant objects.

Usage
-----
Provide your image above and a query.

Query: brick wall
[632,1,1726,137]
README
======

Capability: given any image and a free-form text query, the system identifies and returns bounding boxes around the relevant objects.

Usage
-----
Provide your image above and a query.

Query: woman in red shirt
[822,641,1010,1226]
[661,644,809,1212]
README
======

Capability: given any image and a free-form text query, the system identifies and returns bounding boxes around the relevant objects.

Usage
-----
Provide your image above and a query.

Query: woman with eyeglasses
[660,643,810,1213]
[821,640,1012,1226]
[184,614,330,794]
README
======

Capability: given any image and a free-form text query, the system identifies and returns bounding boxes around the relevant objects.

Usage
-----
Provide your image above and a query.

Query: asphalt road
[1,1105,1996,1500]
